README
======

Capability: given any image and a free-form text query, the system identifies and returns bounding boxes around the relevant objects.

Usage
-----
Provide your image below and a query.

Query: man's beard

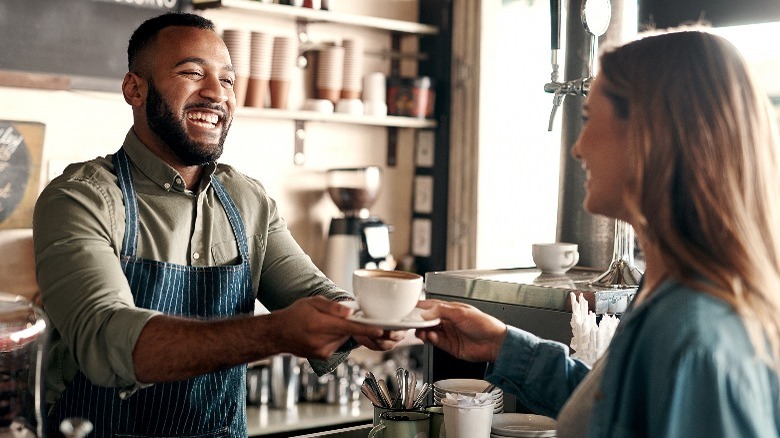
[146,79,230,166]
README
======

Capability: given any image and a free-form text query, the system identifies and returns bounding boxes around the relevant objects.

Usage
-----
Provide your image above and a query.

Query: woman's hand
[415,299,508,362]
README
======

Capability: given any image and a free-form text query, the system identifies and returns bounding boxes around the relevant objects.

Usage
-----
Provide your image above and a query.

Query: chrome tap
[544,0,610,131]
[544,77,594,131]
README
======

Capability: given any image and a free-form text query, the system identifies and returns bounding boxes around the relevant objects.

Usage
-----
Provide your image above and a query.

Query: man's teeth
[187,112,219,127]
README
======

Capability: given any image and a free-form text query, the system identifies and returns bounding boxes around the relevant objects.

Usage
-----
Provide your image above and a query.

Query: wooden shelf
[234,107,436,166]
[234,107,437,129]
[212,1,439,166]
[218,0,439,35]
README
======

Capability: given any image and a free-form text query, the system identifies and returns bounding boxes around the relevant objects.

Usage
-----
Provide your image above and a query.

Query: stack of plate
[433,379,504,413]
[491,413,557,437]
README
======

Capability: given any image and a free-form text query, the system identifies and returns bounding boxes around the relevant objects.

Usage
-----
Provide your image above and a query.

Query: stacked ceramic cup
[340,38,364,99]
[363,72,388,116]
[222,29,251,106]
[316,44,345,105]
[245,31,274,108]
[270,35,298,109]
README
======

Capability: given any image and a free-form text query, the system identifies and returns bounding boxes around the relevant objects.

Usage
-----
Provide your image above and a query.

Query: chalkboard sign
[0,0,187,90]
[0,120,44,229]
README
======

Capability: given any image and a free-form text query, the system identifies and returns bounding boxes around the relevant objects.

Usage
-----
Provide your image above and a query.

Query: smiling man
[32,13,401,438]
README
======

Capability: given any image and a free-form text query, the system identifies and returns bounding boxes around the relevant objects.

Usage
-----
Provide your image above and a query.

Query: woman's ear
[122,72,146,106]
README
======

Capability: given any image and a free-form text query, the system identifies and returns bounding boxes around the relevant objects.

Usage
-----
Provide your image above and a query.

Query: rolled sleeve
[34,165,155,394]
[486,326,590,418]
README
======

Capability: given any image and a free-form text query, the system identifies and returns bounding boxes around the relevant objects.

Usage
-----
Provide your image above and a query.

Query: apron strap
[112,148,139,257]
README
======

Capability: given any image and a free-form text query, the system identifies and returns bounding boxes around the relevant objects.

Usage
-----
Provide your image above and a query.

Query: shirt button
[193,252,200,260]
[119,390,129,399]
[175,177,183,185]
[164,183,171,190]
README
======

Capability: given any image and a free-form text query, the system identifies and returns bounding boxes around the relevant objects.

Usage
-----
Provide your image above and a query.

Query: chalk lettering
[0,127,23,161]
[105,0,178,9]
[0,182,12,199]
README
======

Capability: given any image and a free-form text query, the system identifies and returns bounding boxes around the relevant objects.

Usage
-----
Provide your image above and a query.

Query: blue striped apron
[49,148,254,438]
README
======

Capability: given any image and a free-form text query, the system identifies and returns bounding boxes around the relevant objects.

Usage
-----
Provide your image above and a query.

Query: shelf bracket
[390,33,402,77]
[387,127,398,167]
[294,120,306,165]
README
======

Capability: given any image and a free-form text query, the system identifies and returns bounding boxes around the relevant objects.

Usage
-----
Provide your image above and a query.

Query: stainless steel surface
[592,220,643,288]
[270,354,301,410]
[247,400,373,437]
[59,419,93,438]
[424,267,636,314]
[291,424,372,438]
[0,292,47,438]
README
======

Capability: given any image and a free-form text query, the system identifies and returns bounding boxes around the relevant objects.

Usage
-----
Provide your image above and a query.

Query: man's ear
[122,72,146,106]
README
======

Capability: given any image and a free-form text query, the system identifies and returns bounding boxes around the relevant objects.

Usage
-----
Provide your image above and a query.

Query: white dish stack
[433,378,504,414]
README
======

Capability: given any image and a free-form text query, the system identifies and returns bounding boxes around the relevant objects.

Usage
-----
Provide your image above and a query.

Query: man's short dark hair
[128,12,216,73]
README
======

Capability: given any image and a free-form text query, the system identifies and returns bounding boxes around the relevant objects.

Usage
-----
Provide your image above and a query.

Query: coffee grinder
[324,167,392,292]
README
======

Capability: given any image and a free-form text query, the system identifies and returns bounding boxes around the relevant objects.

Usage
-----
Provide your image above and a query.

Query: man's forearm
[132,313,281,383]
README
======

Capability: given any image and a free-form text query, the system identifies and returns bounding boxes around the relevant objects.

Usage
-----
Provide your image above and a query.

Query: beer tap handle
[548,89,565,132]
[549,0,562,82]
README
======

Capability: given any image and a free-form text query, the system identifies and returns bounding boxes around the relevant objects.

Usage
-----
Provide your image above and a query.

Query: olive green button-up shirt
[33,129,349,406]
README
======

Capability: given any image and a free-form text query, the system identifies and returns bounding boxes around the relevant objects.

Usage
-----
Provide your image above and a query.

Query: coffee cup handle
[563,250,580,269]
[368,423,385,438]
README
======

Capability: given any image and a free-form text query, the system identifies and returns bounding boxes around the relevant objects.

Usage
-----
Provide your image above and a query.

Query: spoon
[395,368,407,409]
[377,378,393,408]
[412,382,431,408]
[365,372,389,407]
[406,370,416,409]
[360,380,382,407]
[482,382,497,394]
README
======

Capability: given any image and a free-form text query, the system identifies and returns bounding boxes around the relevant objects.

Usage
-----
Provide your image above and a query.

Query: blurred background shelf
[235,107,437,128]
[218,0,439,35]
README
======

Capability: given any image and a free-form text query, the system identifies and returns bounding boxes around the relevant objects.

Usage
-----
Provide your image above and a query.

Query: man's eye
[183,71,204,78]
[222,78,235,87]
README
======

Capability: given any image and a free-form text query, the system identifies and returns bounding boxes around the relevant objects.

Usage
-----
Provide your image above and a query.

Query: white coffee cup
[352,269,423,320]
[532,243,579,274]
[303,98,334,113]
[335,98,364,115]
[441,400,494,438]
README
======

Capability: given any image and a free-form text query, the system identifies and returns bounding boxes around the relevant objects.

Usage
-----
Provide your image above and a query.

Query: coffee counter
[424,266,637,314]
[247,399,373,437]
[422,266,638,411]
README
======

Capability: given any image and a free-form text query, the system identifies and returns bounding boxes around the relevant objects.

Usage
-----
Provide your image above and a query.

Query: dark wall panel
[639,0,780,28]
[0,0,183,87]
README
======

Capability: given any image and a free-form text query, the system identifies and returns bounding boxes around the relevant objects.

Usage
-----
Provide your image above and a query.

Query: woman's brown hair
[600,30,780,366]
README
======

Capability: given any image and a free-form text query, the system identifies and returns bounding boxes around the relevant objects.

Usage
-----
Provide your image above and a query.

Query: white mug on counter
[532,242,579,274]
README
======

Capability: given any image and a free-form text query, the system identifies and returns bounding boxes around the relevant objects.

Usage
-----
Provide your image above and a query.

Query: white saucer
[491,413,557,437]
[339,302,441,330]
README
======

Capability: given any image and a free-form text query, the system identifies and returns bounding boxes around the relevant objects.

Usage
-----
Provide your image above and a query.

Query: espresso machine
[324,167,392,292]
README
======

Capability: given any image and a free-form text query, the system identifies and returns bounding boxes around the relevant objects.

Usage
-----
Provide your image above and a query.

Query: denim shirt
[485,279,780,437]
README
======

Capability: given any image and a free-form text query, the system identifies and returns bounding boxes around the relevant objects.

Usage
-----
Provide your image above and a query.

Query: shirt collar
[121,129,217,194]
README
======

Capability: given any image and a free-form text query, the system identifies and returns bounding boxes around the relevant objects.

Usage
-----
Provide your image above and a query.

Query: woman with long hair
[417,30,780,437]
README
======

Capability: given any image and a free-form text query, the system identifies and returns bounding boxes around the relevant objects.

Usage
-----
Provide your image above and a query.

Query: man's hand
[353,330,407,351]
[415,299,508,363]
[267,296,385,360]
